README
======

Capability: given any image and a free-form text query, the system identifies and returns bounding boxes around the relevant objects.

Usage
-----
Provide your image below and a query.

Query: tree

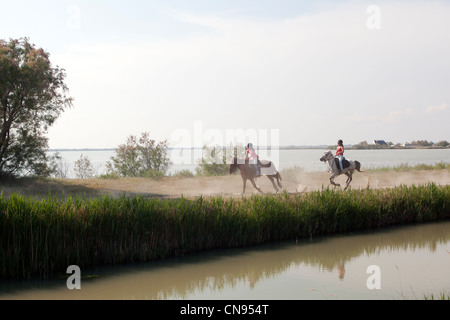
[352,141,369,149]
[436,140,449,148]
[106,132,172,178]
[47,151,70,178]
[0,38,72,178]
[74,154,96,179]
[413,140,434,147]
[196,144,236,176]
[138,132,171,176]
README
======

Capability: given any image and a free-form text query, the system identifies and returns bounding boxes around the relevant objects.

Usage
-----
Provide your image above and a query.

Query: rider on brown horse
[246,143,261,177]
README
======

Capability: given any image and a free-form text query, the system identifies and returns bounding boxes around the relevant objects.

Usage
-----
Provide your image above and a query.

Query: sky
[1,0,449,149]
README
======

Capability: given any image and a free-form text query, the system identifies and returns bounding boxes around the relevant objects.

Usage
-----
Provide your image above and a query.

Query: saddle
[334,157,350,171]
[245,159,272,177]
[257,160,272,168]
[245,159,272,168]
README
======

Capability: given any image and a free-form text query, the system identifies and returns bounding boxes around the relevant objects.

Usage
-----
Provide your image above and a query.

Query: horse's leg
[267,176,279,193]
[330,173,340,187]
[276,172,283,188]
[242,178,247,194]
[344,172,353,191]
[330,160,341,187]
[344,172,350,184]
[250,178,263,194]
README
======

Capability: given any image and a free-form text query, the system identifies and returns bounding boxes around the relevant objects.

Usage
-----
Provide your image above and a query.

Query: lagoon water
[0,220,449,300]
[50,148,450,178]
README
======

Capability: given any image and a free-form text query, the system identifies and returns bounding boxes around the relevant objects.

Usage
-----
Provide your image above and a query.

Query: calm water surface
[1,220,449,300]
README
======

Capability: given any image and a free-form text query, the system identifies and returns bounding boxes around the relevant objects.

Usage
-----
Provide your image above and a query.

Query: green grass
[367,162,449,172]
[424,291,450,300]
[1,183,449,279]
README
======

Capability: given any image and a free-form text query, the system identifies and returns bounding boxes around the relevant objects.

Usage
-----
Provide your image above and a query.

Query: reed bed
[1,183,449,279]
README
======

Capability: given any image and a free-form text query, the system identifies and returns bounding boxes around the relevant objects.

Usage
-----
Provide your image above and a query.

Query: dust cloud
[72,169,450,199]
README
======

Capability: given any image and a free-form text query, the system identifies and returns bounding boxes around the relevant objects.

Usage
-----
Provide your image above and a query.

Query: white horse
[319,150,362,190]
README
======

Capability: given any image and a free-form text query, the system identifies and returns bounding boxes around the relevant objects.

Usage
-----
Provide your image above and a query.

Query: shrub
[74,154,96,179]
[106,132,172,179]
[196,145,231,176]
[173,169,195,178]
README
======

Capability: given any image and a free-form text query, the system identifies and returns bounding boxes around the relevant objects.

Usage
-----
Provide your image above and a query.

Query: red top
[247,148,259,161]
[336,146,344,156]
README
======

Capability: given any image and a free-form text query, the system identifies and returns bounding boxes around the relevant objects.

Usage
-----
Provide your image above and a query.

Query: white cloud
[425,103,447,114]
[385,110,403,123]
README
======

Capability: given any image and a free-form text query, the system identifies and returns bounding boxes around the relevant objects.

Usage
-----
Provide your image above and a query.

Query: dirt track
[63,169,450,199]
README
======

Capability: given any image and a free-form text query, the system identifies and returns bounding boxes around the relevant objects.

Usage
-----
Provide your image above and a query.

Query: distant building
[373,140,387,146]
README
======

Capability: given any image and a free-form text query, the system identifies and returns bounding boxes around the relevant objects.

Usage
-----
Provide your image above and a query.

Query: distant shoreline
[48,145,450,152]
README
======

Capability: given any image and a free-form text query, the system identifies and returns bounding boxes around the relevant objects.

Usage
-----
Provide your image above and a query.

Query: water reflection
[1,221,449,300]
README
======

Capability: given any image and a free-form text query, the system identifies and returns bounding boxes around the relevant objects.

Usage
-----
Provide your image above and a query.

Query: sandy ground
[50,169,450,199]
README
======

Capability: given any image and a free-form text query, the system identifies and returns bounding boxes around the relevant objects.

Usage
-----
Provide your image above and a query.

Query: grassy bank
[1,183,449,279]
[365,161,450,172]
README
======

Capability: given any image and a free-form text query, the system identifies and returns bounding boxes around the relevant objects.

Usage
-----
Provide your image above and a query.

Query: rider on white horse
[320,149,362,190]
[336,139,344,173]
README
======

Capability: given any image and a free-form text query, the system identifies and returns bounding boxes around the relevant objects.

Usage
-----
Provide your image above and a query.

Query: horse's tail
[355,161,363,172]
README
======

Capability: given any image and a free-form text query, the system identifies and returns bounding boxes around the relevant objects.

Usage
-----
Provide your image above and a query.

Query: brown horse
[229,157,283,194]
